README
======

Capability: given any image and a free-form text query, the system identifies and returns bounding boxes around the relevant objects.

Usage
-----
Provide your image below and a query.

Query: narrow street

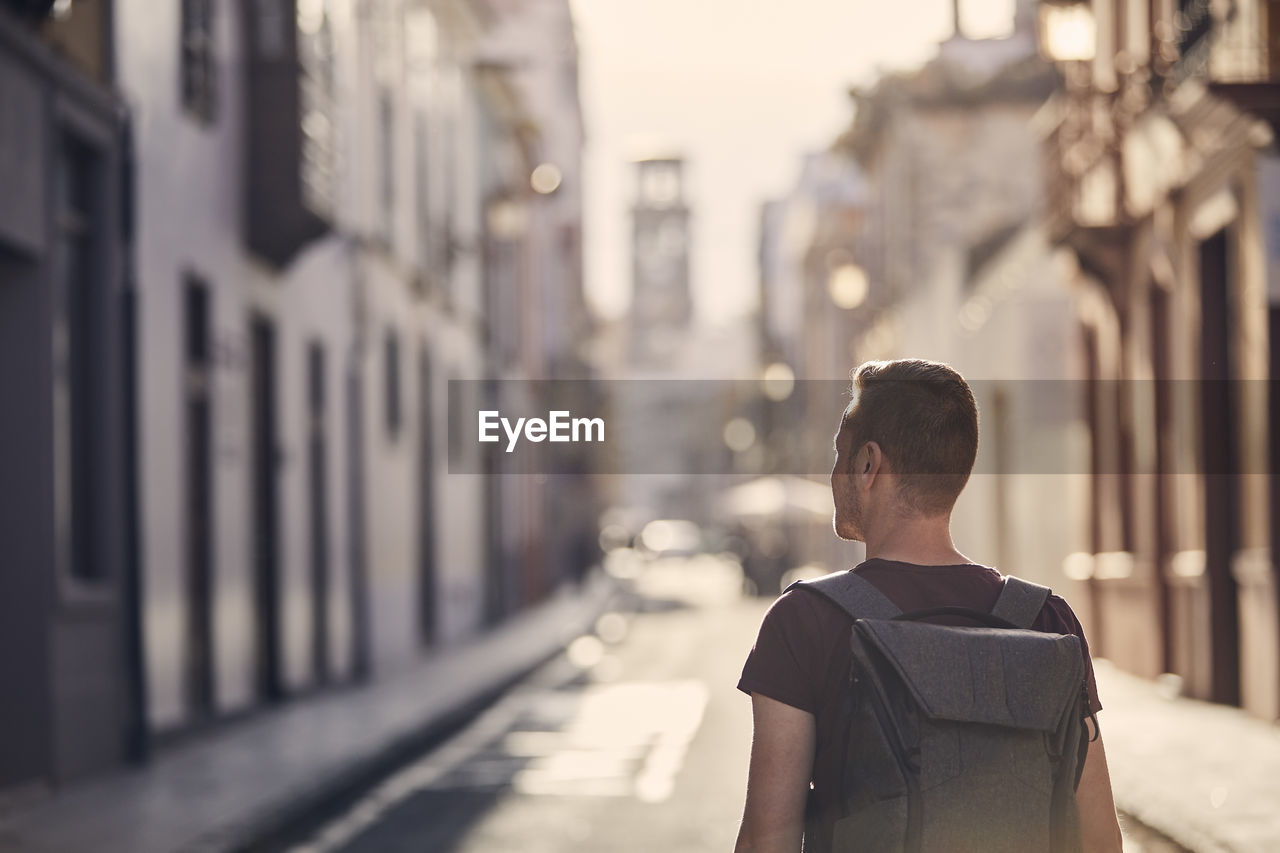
[279,557,763,853]
[274,556,1183,853]
[3,4,1279,852]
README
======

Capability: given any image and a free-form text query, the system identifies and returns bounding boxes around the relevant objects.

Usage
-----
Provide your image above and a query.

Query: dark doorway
[122,282,150,764]
[1081,324,1105,653]
[307,341,331,684]
[345,358,371,681]
[61,134,105,585]
[183,276,216,717]
[1198,228,1241,706]
[417,344,438,645]
[1149,282,1174,675]
[1,54,134,789]
[251,315,284,702]
[1270,306,1280,703]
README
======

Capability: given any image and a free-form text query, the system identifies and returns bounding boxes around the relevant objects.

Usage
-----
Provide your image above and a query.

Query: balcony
[1201,2,1280,133]
[242,0,335,268]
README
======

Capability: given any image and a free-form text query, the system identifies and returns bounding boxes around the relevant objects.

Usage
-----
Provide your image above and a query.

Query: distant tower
[629,157,691,366]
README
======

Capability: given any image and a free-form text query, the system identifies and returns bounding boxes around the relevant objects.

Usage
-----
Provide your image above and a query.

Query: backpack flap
[855,619,1085,732]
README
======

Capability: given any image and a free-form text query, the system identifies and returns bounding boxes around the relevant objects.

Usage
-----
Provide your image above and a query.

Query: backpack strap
[785,570,901,621]
[990,576,1051,629]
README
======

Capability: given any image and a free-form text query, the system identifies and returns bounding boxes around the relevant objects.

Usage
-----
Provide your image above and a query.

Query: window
[414,112,432,277]
[181,0,217,123]
[440,94,456,283]
[378,89,395,245]
[384,328,401,437]
[299,0,336,219]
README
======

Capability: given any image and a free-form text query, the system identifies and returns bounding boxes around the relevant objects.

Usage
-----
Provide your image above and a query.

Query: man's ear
[861,441,883,481]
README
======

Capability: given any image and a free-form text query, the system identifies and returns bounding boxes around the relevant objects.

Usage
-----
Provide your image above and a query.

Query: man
[734,359,1122,853]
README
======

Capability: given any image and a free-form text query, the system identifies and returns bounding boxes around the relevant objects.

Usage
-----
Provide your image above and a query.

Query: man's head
[830,359,978,541]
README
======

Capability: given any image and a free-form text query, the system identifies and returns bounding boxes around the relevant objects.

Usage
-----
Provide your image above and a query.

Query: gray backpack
[789,571,1094,853]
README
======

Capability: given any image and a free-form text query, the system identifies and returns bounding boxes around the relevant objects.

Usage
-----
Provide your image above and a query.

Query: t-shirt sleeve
[737,591,825,714]
[1043,594,1103,716]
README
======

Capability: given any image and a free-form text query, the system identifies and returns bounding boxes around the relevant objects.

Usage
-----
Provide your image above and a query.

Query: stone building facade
[1040,0,1280,718]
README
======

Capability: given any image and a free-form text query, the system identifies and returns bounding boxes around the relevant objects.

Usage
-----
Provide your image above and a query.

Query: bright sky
[570,0,1019,327]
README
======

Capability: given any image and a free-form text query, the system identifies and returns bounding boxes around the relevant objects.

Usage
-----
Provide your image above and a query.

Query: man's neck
[864,513,970,566]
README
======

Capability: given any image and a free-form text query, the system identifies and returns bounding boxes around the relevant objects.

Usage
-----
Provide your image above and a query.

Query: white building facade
[116,0,585,739]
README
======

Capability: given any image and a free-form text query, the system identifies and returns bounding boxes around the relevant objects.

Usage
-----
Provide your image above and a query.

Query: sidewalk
[1097,660,1280,852]
[0,572,621,853]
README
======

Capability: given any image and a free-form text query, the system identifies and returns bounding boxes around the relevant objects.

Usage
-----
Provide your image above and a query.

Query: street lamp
[827,262,869,309]
[530,163,563,195]
[761,362,795,402]
[1039,0,1096,62]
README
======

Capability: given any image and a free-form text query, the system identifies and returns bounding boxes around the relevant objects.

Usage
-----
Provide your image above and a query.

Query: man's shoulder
[769,579,841,618]
[991,572,1088,628]
[1039,588,1086,629]
[761,576,859,635]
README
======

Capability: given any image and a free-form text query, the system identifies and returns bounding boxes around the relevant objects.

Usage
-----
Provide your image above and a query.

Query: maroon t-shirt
[737,559,1101,846]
